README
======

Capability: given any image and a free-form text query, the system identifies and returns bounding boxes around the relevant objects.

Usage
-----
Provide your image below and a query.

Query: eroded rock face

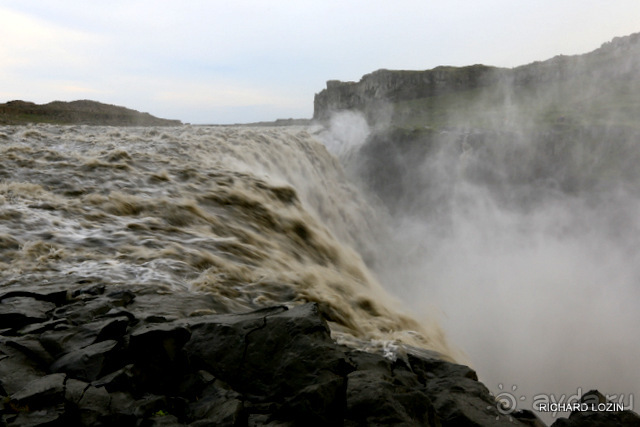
[313,32,640,124]
[0,284,631,426]
[550,390,640,427]
[313,65,502,121]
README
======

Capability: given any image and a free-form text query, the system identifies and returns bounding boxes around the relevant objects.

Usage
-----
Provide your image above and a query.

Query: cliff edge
[313,32,640,129]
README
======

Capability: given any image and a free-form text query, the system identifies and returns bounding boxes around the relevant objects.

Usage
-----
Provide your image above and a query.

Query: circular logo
[495,389,518,414]
[488,384,526,420]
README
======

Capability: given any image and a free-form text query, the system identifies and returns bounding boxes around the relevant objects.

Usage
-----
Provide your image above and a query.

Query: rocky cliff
[0,100,182,126]
[2,283,638,425]
[311,32,640,427]
[313,65,503,121]
[313,32,640,127]
[0,283,543,426]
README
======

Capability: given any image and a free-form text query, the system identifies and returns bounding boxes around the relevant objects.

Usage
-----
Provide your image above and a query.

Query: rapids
[0,124,452,358]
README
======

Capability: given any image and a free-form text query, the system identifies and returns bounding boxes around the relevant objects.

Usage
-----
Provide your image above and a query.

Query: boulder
[4,283,634,426]
[551,390,640,427]
[9,373,66,408]
[50,340,120,381]
[0,297,55,331]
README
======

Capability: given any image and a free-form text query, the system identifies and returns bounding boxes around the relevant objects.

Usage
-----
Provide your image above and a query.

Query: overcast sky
[1,1,639,124]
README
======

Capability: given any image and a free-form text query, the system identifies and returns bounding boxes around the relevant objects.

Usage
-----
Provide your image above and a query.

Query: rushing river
[5,121,640,419]
[0,124,452,358]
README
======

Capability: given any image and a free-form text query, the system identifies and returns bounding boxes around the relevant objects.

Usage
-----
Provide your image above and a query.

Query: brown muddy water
[0,124,452,359]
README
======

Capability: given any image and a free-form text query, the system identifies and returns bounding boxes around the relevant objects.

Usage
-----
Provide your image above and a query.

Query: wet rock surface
[0,284,634,426]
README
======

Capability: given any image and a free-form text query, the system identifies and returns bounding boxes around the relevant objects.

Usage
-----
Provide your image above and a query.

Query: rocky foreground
[0,284,637,426]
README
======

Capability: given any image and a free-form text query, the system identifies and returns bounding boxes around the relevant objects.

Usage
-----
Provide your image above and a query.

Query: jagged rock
[72,382,112,426]
[187,380,244,426]
[176,369,215,399]
[314,65,502,121]
[51,290,128,325]
[39,316,129,358]
[184,304,353,424]
[182,306,287,382]
[550,390,640,427]
[106,391,138,422]
[7,283,634,426]
[3,337,54,369]
[64,378,90,404]
[405,349,544,426]
[50,340,120,381]
[128,323,191,364]
[0,342,48,396]
[313,33,640,125]
[0,297,55,331]
[18,319,68,336]
[130,394,170,418]
[127,322,191,393]
[92,364,137,393]
[0,288,69,306]
[3,404,66,427]
[9,372,67,409]
[344,351,439,426]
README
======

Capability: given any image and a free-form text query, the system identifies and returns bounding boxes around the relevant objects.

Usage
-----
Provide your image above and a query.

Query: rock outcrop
[0,100,182,126]
[313,32,640,125]
[0,283,551,426]
[1,283,636,425]
[549,390,640,426]
[313,65,504,121]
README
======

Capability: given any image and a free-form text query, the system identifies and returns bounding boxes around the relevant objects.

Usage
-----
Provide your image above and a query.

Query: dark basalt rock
[344,350,438,426]
[50,340,120,381]
[9,373,67,408]
[0,283,634,426]
[0,342,48,396]
[0,297,55,330]
[550,390,640,427]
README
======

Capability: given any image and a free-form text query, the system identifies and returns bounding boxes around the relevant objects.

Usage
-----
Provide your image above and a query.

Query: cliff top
[313,32,640,130]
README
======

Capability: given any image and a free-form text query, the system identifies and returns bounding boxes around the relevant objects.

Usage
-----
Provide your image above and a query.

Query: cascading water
[318,111,640,420]
[0,124,453,359]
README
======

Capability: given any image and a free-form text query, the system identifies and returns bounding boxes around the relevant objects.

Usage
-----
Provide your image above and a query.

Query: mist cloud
[319,66,640,421]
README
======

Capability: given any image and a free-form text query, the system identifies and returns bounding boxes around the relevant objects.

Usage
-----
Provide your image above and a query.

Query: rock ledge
[0,284,635,426]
